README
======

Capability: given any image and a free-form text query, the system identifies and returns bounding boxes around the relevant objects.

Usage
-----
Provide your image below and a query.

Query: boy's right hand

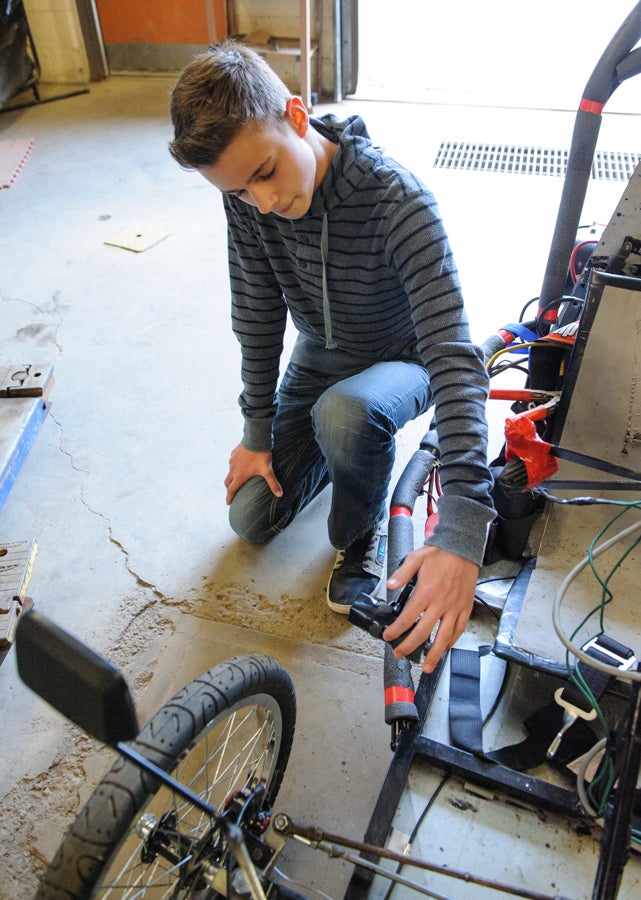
[225,443,284,505]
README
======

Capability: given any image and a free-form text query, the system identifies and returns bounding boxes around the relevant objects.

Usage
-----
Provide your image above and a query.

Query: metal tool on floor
[0,362,51,661]
[0,538,37,663]
[0,360,53,510]
[0,363,48,397]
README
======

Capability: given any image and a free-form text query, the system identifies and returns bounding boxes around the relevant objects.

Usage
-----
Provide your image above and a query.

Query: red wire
[569,239,599,283]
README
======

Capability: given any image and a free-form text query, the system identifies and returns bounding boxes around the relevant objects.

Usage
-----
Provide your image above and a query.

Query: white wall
[24,0,90,84]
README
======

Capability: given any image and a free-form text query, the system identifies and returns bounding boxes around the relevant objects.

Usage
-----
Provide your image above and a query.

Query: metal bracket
[0,364,48,398]
[0,540,37,656]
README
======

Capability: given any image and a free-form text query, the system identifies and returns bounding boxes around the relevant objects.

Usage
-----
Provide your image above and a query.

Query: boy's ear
[285,96,309,136]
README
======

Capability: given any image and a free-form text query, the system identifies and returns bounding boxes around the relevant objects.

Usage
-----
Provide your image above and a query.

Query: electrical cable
[552,517,641,682]
[381,774,450,900]
[485,342,529,372]
[474,592,501,620]
[569,239,599,284]
[518,298,540,323]
[485,334,574,378]
[551,505,641,815]
[536,489,641,507]
[572,505,641,642]
[477,575,523,586]
[272,866,333,900]
[488,359,530,380]
[587,748,615,816]
[576,737,608,817]
[534,297,575,334]
[568,663,609,733]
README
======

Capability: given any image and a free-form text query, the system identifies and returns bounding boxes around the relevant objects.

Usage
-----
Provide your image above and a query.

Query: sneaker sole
[326,592,353,615]
[325,569,386,615]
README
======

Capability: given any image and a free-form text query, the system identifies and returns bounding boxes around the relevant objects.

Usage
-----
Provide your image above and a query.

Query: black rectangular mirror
[15,609,139,747]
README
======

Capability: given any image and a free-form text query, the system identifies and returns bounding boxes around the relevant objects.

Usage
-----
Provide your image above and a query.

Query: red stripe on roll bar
[579,97,604,114]
[385,686,415,705]
[390,505,412,518]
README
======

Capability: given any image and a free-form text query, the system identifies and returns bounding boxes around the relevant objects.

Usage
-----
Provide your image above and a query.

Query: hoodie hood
[308,115,377,216]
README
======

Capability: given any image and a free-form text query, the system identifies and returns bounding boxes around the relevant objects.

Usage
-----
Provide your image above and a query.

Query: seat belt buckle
[581,635,637,672]
[547,688,597,759]
[547,635,637,760]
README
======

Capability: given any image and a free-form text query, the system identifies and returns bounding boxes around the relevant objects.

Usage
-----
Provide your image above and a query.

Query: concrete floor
[1,75,641,898]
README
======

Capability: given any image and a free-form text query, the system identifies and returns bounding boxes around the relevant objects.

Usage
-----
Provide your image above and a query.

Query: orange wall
[96,1,227,44]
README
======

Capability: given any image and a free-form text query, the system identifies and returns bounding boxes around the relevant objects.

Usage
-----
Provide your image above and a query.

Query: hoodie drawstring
[320,213,336,349]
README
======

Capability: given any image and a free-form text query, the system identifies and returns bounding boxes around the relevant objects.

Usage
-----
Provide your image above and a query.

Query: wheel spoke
[173,706,278,829]
[96,703,280,893]
[38,657,295,899]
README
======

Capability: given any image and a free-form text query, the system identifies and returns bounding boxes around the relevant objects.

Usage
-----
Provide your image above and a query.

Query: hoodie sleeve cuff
[242,416,274,453]
[425,494,496,566]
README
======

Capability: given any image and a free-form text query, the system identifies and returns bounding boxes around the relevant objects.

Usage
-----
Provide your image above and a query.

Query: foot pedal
[0,540,37,656]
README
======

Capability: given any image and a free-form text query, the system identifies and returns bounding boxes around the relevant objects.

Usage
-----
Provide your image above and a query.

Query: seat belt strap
[557,634,636,716]
[449,646,490,756]
[485,701,597,771]
[448,637,636,771]
[496,636,636,769]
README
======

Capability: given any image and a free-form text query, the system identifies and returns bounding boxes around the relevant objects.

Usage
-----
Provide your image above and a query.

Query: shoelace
[335,529,385,573]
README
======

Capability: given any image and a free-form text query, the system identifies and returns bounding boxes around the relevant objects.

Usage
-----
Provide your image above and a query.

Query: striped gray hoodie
[222,114,495,563]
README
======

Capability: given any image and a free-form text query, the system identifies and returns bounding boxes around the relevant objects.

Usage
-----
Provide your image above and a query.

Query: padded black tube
[383,643,418,725]
[390,447,437,511]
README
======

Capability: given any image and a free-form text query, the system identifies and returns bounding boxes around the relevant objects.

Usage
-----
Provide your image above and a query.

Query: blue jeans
[229,350,432,549]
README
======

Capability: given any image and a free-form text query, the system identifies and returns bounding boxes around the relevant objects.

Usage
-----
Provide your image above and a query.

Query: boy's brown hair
[169,39,290,170]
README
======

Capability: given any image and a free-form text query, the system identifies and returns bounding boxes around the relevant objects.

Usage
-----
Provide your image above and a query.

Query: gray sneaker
[327,520,388,614]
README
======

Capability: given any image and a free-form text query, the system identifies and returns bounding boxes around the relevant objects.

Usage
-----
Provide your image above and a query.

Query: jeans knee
[314,390,361,437]
[228,505,272,543]
[228,483,274,544]
[313,390,387,459]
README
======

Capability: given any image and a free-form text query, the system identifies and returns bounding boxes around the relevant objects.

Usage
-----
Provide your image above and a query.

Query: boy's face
[199,99,319,219]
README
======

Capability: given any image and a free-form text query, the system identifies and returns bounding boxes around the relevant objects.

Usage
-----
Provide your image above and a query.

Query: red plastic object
[504,404,559,489]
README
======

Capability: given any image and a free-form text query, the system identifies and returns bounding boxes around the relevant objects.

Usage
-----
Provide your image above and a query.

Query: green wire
[565,499,641,674]
[587,502,641,631]
[561,501,641,815]
[587,752,615,814]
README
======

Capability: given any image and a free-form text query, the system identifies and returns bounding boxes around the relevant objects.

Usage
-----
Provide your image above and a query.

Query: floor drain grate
[433,141,641,180]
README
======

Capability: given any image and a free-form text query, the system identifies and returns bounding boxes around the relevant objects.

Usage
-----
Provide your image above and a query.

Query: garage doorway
[354,0,639,112]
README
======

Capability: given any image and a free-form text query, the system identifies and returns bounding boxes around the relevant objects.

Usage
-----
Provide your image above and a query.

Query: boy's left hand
[383,545,479,673]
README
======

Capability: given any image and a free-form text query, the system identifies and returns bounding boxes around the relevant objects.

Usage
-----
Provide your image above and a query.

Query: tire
[36,654,297,899]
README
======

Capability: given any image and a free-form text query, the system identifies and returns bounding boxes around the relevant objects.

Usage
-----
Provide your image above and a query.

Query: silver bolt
[272,813,290,833]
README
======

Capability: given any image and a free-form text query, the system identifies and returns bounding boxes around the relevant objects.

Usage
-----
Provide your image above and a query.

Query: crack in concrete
[48,409,169,607]
[2,290,65,357]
